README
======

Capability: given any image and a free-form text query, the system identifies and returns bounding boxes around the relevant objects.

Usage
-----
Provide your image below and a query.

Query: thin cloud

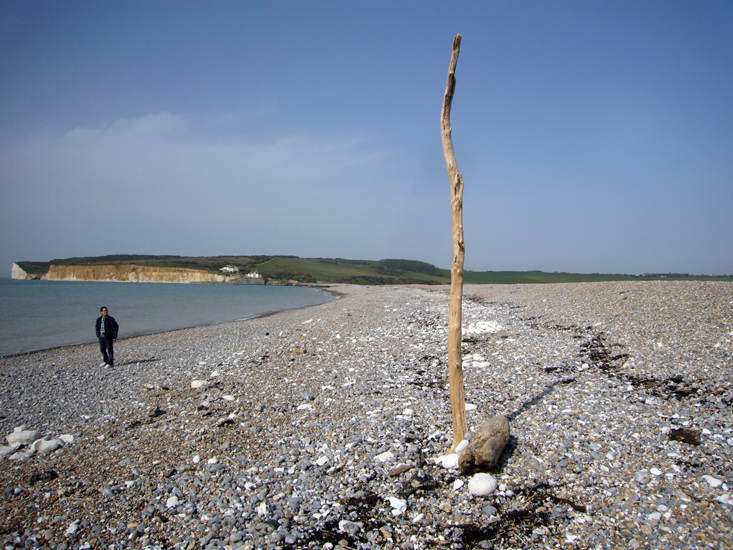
[0,111,424,267]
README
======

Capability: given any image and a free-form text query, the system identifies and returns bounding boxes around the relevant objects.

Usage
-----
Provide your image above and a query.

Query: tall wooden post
[441,34,468,452]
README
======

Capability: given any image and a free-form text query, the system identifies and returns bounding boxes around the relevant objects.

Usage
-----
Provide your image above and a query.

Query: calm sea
[0,278,334,357]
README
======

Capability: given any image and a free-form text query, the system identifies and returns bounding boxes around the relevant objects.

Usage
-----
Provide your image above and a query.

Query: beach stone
[7,427,38,446]
[634,470,651,484]
[9,449,35,461]
[375,451,394,463]
[387,464,414,476]
[0,445,19,458]
[482,505,498,516]
[435,453,460,469]
[338,520,364,536]
[31,437,62,453]
[468,473,498,496]
[459,416,510,473]
[702,475,723,488]
[191,380,208,389]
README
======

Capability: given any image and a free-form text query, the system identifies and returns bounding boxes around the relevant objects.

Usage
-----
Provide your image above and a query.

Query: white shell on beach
[387,496,407,515]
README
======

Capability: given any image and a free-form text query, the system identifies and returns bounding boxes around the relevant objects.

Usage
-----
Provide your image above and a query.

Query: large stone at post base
[459,415,510,474]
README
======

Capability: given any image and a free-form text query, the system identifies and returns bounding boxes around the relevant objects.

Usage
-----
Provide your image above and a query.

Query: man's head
[100,306,108,317]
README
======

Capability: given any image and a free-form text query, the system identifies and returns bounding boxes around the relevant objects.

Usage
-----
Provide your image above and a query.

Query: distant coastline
[11,255,733,285]
[11,263,252,285]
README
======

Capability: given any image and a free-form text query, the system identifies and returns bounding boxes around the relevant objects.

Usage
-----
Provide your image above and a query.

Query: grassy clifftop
[255,257,446,285]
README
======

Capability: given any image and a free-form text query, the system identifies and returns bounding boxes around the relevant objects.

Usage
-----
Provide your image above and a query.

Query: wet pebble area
[0,281,731,549]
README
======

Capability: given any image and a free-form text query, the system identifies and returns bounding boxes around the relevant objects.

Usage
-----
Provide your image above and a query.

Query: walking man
[95,306,119,367]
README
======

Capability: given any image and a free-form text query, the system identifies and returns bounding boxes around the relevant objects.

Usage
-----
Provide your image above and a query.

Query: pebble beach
[1,281,731,549]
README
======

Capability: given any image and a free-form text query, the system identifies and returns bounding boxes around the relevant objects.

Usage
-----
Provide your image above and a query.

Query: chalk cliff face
[11,263,31,279]
[38,264,240,284]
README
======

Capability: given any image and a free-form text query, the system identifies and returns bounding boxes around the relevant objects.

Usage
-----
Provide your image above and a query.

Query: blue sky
[1,1,732,275]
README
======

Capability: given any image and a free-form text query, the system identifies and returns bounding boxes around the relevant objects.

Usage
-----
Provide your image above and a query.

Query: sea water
[0,278,334,357]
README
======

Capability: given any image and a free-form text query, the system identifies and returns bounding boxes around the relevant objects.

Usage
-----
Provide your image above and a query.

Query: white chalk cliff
[11,263,30,280]
[11,263,241,284]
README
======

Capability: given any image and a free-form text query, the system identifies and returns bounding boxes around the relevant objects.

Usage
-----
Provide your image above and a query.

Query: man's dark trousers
[99,337,114,366]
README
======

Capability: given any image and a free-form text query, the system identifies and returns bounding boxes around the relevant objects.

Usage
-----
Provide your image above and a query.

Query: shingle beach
[1,281,731,549]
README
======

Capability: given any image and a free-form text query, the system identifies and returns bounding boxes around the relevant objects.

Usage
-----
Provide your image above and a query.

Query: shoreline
[1,281,731,549]
[0,284,341,360]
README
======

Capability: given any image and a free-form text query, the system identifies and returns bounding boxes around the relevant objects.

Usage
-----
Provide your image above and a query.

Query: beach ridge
[1,281,731,548]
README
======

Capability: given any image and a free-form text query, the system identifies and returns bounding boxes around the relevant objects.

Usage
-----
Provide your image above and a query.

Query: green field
[15,255,733,284]
[255,258,447,284]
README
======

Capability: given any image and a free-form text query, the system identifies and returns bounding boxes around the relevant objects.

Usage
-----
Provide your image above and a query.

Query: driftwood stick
[441,34,468,451]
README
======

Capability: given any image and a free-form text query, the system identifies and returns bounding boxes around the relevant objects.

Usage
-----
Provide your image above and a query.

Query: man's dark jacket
[95,316,119,341]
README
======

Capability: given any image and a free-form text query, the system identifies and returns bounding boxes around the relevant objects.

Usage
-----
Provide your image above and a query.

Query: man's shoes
[100,362,107,367]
